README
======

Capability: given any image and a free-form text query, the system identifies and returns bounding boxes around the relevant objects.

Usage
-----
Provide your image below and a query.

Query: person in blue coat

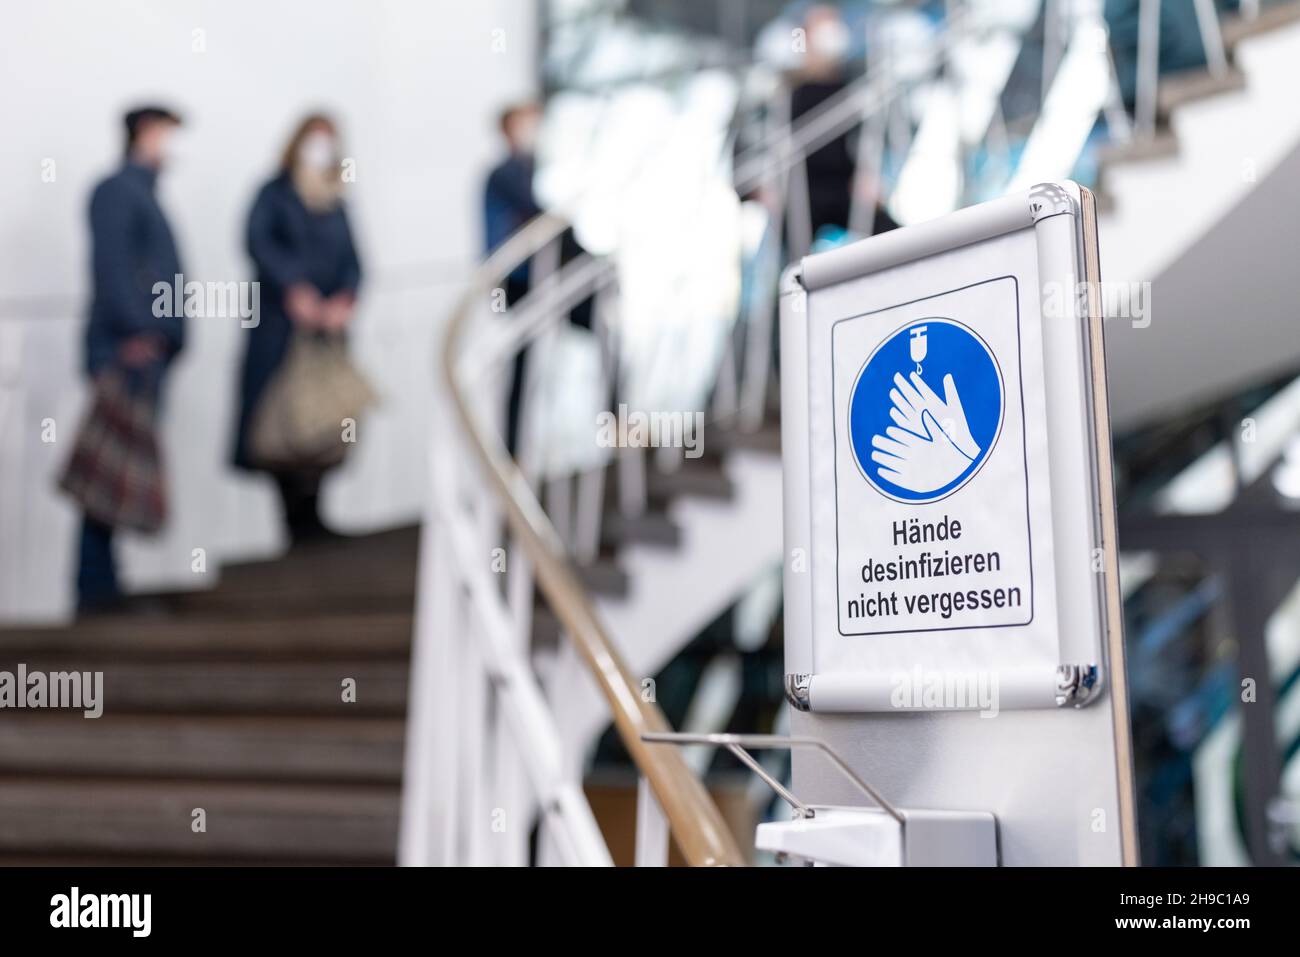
[484,103,543,456]
[233,114,362,543]
[78,105,186,613]
[483,101,590,455]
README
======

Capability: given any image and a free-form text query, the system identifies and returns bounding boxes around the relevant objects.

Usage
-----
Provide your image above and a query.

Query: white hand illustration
[871,409,974,494]
[887,370,980,460]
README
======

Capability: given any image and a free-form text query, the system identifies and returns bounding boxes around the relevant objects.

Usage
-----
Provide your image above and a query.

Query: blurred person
[790,4,897,242]
[484,102,543,455]
[484,101,594,455]
[485,102,544,308]
[232,114,362,543]
[76,105,187,613]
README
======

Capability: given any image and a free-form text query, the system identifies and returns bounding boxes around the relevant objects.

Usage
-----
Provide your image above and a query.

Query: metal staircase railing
[398,6,994,865]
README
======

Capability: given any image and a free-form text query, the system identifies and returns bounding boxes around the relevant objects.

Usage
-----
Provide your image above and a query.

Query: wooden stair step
[0,850,397,865]
[156,581,414,617]
[710,422,782,454]
[1157,66,1247,116]
[93,526,419,618]
[1095,128,1180,169]
[189,533,418,613]
[215,553,417,594]
[0,853,355,866]
[574,557,630,598]
[0,611,413,661]
[218,526,418,580]
[599,509,681,549]
[645,460,735,502]
[1222,2,1300,50]
[0,715,404,783]
[0,777,398,862]
[0,659,407,715]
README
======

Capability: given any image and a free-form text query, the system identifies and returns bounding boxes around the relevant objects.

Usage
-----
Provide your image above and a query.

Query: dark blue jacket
[484,153,540,285]
[85,161,185,375]
[232,173,362,471]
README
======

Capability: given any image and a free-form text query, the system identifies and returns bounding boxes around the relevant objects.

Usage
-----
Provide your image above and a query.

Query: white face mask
[159,128,189,166]
[809,20,850,61]
[297,132,337,172]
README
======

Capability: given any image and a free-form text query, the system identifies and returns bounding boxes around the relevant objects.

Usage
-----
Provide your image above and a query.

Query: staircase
[1092,3,1300,430]
[553,428,785,760]
[0,528,417,865]
[0,418,781,862]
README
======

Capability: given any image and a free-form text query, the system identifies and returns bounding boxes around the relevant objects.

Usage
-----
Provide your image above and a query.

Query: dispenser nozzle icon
[910,325,927,376]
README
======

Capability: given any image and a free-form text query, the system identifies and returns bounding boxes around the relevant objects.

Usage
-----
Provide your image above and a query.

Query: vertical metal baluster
[1134,0,1161,139]
[1042,0,1063,103]
[634,775,670,867]
[573,286,612,565]
[738,85,791,433]
[1192,0,1229,78]
[397,464,451,866]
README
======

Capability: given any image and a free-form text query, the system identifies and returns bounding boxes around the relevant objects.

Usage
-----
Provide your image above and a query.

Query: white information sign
[832,278,1043,638]
[781,182,1125,716]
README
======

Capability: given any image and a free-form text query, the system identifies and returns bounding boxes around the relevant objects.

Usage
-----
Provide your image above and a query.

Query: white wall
[0,0,536,620]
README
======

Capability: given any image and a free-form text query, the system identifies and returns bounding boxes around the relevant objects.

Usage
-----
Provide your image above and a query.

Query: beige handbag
[250,331,376,470]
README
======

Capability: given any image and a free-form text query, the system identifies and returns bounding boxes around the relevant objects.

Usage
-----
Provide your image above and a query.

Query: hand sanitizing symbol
[910,325,927,376]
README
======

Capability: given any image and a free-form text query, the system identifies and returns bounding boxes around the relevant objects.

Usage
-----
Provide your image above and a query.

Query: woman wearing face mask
[233,114,362,543]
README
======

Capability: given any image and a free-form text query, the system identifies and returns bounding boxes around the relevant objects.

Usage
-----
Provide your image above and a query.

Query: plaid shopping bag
[58,367,167,534]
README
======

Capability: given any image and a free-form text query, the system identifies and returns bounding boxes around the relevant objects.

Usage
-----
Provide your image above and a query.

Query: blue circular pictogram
[848,317,1003,503]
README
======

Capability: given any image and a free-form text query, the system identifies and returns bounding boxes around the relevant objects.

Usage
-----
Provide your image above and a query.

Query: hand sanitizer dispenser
[642,731,998,867]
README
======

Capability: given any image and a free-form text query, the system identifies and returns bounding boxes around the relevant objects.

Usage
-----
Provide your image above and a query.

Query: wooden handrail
[441,214,745,867]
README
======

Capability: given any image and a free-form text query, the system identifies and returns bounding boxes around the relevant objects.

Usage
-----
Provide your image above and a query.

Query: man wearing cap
[76,105,186,612]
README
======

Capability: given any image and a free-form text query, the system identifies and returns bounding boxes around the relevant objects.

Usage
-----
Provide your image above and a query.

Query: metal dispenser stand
[642,732,997,866]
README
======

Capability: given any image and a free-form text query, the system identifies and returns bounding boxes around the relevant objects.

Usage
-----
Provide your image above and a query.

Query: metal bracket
[641,731,903,823]
[1029,182,1077,222]
[1055,663,1102,708]
[783,673,812,712]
